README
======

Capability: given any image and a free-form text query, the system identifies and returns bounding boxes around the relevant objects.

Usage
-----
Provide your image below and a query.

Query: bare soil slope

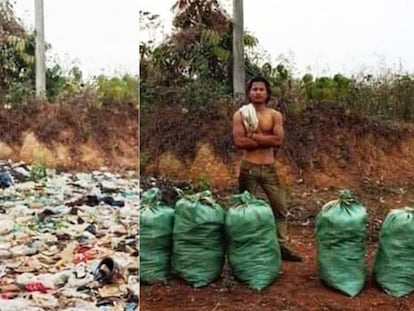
[0,104,138,171]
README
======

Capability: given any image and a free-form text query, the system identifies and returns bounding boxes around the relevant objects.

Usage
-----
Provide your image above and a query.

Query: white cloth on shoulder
[239,103,258,133]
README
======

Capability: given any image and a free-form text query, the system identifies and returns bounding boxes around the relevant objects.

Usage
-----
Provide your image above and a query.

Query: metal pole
[232,0,245,103]
[35,0,46,99]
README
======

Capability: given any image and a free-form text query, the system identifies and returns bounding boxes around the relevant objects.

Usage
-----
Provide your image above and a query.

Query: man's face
[248,82,268,104]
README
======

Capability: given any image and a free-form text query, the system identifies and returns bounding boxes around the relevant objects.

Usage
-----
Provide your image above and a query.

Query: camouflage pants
[238,160,289,244]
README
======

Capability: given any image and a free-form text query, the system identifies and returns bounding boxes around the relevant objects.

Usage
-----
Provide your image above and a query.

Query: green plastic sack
[315,189,367,297]
[172,190,225,287]
[373,207,414,297]
[225,191,281,291]
[140,187,175,284]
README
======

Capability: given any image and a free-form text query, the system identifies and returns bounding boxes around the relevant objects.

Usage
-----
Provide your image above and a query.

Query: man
[232,76,302,262]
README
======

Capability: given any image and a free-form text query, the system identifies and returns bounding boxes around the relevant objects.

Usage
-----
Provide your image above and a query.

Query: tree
[0,1,87,104]
[0,1,35,101]
[140,0,261,112]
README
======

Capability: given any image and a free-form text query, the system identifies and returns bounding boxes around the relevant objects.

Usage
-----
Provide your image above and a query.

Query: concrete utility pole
[35,0,46,98]
[232,0,245,104]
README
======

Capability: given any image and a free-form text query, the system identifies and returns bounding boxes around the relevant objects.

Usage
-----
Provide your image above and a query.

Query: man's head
[246,76,271,104]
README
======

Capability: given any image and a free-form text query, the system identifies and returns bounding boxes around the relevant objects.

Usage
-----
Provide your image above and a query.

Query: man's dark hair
[246,76,272,103]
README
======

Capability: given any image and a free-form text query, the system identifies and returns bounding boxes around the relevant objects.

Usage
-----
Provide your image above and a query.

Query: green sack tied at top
[316,189,367,297]
[172,190,225,287]
[225,191,281,291]
[374,207,414,297]
[140,187,175,284]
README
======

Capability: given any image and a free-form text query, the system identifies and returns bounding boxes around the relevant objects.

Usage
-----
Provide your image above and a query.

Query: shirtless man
[232,76,302,262]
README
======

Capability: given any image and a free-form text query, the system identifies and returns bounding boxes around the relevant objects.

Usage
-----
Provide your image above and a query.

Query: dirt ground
[140,223,414,311]
[140,181,414,311]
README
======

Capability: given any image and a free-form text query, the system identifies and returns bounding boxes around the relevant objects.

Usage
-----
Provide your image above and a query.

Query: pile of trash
[0,161,139,311]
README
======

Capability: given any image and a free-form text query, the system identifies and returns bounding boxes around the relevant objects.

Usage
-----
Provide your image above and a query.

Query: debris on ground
[0,160,139,310]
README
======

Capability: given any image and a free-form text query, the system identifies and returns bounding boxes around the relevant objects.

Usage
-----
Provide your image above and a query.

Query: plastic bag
[172,190,225,287]
[226,191,281,291]
[316,189,367,296]
[140,187,175,283]
[373,207,414,297]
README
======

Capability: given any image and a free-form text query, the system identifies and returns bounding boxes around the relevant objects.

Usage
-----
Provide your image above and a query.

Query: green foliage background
[140,0,414,122]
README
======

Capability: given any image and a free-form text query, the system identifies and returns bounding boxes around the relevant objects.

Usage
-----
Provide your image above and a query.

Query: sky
[139,0,414,78]
[13,0,139,80]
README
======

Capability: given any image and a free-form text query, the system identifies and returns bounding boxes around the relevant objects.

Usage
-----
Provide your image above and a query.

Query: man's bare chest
[257,113,274,133]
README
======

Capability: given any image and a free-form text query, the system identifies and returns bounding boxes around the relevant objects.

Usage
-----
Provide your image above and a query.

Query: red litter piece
[25,282,49,293]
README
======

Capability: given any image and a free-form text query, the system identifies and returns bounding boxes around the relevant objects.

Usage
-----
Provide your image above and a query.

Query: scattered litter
[0,160,139,309]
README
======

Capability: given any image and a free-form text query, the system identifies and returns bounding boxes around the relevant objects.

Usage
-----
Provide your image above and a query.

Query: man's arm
[232,111,259,149]
[250,111,284,147]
